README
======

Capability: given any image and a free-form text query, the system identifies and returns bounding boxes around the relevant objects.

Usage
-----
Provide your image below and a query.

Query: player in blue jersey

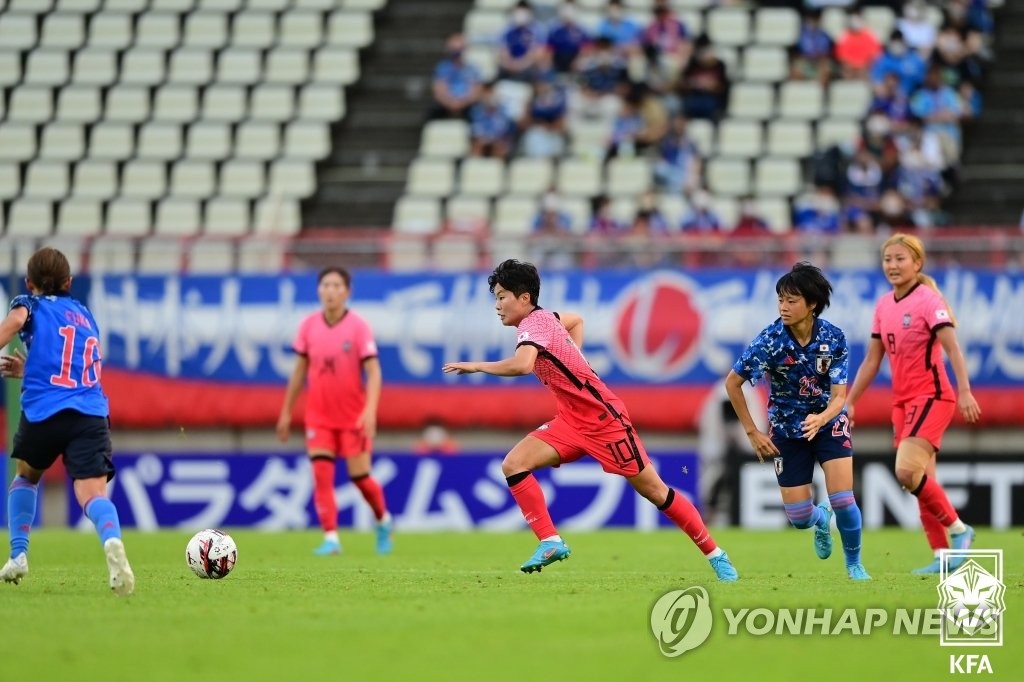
[0,247,134,595]
[725,262,870,580]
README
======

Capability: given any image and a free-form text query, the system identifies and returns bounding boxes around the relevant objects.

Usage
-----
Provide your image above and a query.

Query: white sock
[948,519,967,535]
[324,530,339,543]
[933,549,943,559]
[541,535,562,543]
[378,511,391,526]
[706,547,724,559]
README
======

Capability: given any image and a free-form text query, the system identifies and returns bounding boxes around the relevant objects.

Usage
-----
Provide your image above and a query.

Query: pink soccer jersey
[516,308,631,432]
[872,283,955,405]
[293,309,378,429]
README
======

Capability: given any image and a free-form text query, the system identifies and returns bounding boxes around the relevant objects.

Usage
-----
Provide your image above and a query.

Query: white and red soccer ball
[186,529,238,579]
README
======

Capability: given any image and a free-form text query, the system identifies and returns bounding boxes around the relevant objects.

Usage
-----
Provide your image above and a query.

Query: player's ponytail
[881,233,958,326]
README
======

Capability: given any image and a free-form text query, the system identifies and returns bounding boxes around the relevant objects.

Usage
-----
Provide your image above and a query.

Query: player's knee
[501,454,527,477]
[895,467,921,490]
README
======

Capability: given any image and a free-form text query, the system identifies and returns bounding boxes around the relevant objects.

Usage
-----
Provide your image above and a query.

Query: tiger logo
[937,559,1006,637]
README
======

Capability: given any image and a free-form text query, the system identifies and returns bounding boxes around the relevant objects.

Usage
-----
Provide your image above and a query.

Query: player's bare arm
[725,370,779,462]
[358,356,382,439]
[559,312,584,347]
[276,354,309,441]
[0,306,28,351]
[443,344,539,377]
[0,348,26,378]
[801,383,847,441]
[936,326,981,424]
[845,337,885,424]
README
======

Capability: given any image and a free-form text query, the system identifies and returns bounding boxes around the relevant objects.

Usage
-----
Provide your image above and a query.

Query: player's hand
[958,389,981,424]
[746,430,779,463]
[275,412,292,442]
[0,349,25,378]
[356,408,378,440]
[800,413,826,441]
[442,361,478,375]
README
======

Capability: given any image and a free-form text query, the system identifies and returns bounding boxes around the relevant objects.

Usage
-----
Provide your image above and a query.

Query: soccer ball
[186,529,238,579]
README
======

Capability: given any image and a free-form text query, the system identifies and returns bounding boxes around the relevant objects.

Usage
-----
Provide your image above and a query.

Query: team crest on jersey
[935,309,950,321]
[815,353,832,374]
[517,331,530,343]
[902,313,912,328]
[774,457,784,475]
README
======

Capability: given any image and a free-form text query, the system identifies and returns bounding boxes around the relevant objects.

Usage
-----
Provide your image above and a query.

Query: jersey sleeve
[356,316,378,360]
[292,315,311,356]
[9,294,32,314]
[516,313,553,351]
[829,328,849,385]
[732,331,771,384]
[925,291,955,331]
[870,301,881,339]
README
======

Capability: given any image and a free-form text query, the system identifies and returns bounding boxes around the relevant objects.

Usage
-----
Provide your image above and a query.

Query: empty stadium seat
[188,238,236,273]
[507,157,553,196]
[155,198,202,236]
[392,196,441,234]
[106,198,152,236]
[204,198,251,236]
[420,119,471,159]
[459,157,505,197]
[57,198,103,236]
[406,159,455,198]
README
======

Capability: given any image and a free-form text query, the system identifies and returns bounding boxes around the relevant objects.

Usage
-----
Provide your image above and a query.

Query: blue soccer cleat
[814,503,834,560]
[912,557,942,575]
[846,563,872,581]
[520,540,571,573]
[709,551,739,582]
[313,539,342,556]
[376,515,393,556]
[947,525,976,569]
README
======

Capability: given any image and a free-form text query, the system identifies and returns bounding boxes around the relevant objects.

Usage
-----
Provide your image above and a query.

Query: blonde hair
[881,233,957,325]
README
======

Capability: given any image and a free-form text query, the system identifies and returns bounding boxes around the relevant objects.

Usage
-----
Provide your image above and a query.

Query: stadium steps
[303,0,476,229]
[949,4,1024,225]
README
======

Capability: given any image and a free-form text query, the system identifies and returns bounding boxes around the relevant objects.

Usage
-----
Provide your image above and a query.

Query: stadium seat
[7,200,54,237]
[445,195,491,231]
[106,198,153,236]
[250,84,295,121]
[40,123,86,161]
[280,11,323,49]
[247,0,290,9]
[728,83,775,121]
[711,196,739,229]
[507,157,553,196]
[138,123,184,161]
[9,87,54,124]
[56,198,103,236]
[25,162,70,200]
[0,165,20,200]
[432,234,481,272]
[493,196,537,236]
[406,159,455,198]
[327,11,374,48]
[706,157,751,196]
[231,11,276,49]
[299,85,345,121]
[342,0,386,9]
[863,6,896,40]
[121,48,166,86]
[779,81,824,120]
[392,196,442,234]
[237,238,285,272]
[569,119,613,159]
[253,197,302,234]
[656,193,688,228]
[202,85,248,122]
[284,121,331,160]
[706,7,750,47]
[463,10,505,45]
[0,123,38,162]
[105,0,148,10]
[186,122,233,161]
[458,157,505,197]
[420,119,470,159]
[0,13,38,50]
[89,237,136,272]
[41,13,86,49]
[387,236,430,271]
[828,80,873,119]
[169,49,214,84]
[151,0,197,10]
[753,7,800,46]
[204,197,251,235]
[687,118,716,155]
[220,160,266,198]
[741,46,788,82]
[155,198,202,236]
[56,86,102,123]
[121,161,167,200]
[201,0,243,10]
[171,160,217,199]
[753,197,792,233]
[235,122,281,160]
[560,196,592,234]
[136,12,181,49]
[717,119,764,158]
[87,123,135,161]
[312,47,358,85]
[609,197,637,226]
[71,160,118,200]
[187,237,236,272]
[104,86,151,123]
[217,49,262,85]
[138,239,185,273]
[816,118,860,150]
[0,52,18,88]
[87,12,132,50]
[754,157,802,197]
[267,48,312,85]
[767,119,813,158]
[606,157,652,196]
[184,11,230,50]
[268,160,316,198]
[557,158,602,197]
[464,46,498,82]
[72,49,117,85]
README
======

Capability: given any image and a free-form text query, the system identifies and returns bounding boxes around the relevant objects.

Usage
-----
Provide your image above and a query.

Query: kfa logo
[938,549,1004,675]
[610,273,703,381]
[650,586,714,657]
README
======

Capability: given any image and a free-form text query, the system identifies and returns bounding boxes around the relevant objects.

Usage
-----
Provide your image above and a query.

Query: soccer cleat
[376,515,393,556]
[104,538,135,597]
[947,525,976,569]
[911,558,942,575]
[313,539,342,556]
[814,503,834,560]
[846,563,872,581]
[708,551,739,582]
[0,553,29,585]
[520,540,571,573]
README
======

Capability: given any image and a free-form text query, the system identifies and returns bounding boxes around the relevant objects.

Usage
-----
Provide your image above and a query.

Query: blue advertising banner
[67,452,701,531]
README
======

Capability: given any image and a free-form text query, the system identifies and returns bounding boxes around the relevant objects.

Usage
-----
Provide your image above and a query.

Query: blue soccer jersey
[11,293,109,422]
[732,317,849,438]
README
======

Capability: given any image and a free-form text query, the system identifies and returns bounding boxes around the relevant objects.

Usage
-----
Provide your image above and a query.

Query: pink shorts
[893,397,956,451]
[530,416,651,477]
[305,426,370,458]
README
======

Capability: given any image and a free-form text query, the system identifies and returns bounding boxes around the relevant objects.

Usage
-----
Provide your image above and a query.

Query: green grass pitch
[2,529,1021,682]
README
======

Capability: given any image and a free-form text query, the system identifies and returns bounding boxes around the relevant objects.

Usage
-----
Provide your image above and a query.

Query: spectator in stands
[794,185,842,234]
[859,112,901,179]
[933,18,967,79]
[869,72,911,130]
[964,0,994,35]
[678,35,730,122]
[790,9,834,86]
[870,30,927,95]
[576,36,628,121]
[412,419,460,456]
[588,194,623,234]
[633,83,669,151]
[958,29,990,87]
[531,192,576,269]
[533,191,573,234]
[430,34,482,120]
[642,0,693,86]
[958,81,982,120]
[895,149,945,227]
[606,88,644,159]
[469,81,517,160]
[835,8,882,79]
[909,64,964,162]
[733,197,771,237]
[680,190,721,232]
[896,116,946,174]
[520,73,568,158]
[731,198,773,267]
[499,1,548,82]
[844,148,885,214]
[635,191,670,233]
[596,0,642,56]
[546,1,589,73]
[655,114,702,194]
[897,0,937,57]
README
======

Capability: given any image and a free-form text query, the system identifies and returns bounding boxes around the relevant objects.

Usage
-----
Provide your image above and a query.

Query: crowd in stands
[424,0,996,263]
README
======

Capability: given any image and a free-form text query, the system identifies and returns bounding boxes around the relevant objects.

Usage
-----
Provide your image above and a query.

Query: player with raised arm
[725,262,870,580]
[443,259,738,580]
[846,234,980,574]
[0,247,134,595]
[277,267,393,556]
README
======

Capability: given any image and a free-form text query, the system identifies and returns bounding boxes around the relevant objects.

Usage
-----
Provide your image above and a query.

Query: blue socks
[829,490,862,566]
[783,498,825,530]
[8,476,38,559]
[84,497,122,546]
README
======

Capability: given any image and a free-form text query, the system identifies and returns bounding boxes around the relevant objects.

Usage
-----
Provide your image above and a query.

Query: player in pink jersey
[443,260,738,580]
[277,267,393,556]
[846,234,980,574]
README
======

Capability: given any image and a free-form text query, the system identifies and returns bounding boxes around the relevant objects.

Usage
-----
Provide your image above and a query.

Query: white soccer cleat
[0,553,29,585]
[104,538,135,596]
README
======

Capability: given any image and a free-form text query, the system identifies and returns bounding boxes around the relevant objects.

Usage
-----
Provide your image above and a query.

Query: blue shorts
[771,421,853,487]
[12,409,114,481]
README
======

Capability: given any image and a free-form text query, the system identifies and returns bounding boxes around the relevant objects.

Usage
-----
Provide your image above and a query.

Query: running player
[442,259,738,581]
[725,262,870,580]
[277,267,393,556]
[846,233,979,574]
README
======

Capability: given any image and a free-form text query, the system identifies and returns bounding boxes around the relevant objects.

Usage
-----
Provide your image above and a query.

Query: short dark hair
[488,259,540,305]
[27,247,71,295]
[318,266,351,287]
[775,261,832,314]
